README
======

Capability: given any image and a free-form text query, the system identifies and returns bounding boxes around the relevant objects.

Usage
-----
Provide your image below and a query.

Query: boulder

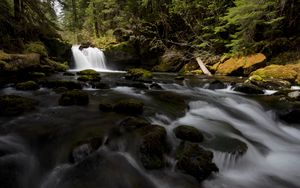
[98,101,114,112]
[77,75,101,82]
[174,125,204,143]
[208,80,226,90]
[59,90,89,106]
[153,49,186,72]
[176,143,218,182]
[248,75,291,90]
[0,95,38,116]
[113,28,133,42]
[251,64,298,83]
[279,109,300,124]
[16,81,40,91]
[149,83,162,90]
[23,41,48,57]
[77,69,99,76]
[216,53,266,76]
[139,125,167,169]
[119,117,150,131]
[234,83,264,94]
[113,99,144,115]
[206,136,248,155]
[125,68,153,81]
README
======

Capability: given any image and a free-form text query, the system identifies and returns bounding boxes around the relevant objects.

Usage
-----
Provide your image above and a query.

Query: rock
[150,83,162,90]
[42,80,82,90]
[153,49,186,72]
[23,41,48,57]
[234,83,264,94]
[16,81,40,91]
[208,80,226,90]
[77,74,101,82]
[249,78,291,90]
[59,90,89,106]
[206,136,248,155]
[0,95,38,116]
[174,125,204,143]
[93,82,110,89]
[279,109,300,124]
[116,82,148,89]
[29,72,46,78]
[70,137,103,163]
[77,69,99,76]
[113,99,144,115]
[99,101,114,112]
[175,75,185,80]
[43,58,68,72]
[119,117,150,131]
[139,125,167,169]
[176,143,218,182]
[104,42,140,70]
[251,64,298,83]
[125,68,153,81]
[216,53,266,76]
[53,87,68,94]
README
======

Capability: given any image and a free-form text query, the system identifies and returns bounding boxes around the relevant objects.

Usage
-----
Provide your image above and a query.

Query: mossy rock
[234,83,264,94]
[59,90,89,106]
[174,125,204,143]
[0,50,10,61]
[176,143,218,182]
[125,68,153,80]
[16,81,40,91]
[251,64,298,82]
[216,53,266,76]
[249,78,291,90]
[98,101,114,112]
[208,80,226,90]
[43,58,68,72]
[113,99,144,115]
[153,49,185,72]
[42,80,82,90]
[139,125,167,169]
[77,69,99,76]
[0,95,38,116]
[119,116,150,131]
[24,41,48,57]
[77,75,101,82]
[29,72,46,78]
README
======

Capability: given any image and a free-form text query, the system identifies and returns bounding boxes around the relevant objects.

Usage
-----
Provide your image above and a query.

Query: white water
[71,45,108,72]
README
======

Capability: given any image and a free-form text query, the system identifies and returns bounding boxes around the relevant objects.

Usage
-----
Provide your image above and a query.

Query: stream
[0,71,300,188]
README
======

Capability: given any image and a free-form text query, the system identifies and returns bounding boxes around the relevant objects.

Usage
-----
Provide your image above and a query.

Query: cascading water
[71,45,108,71]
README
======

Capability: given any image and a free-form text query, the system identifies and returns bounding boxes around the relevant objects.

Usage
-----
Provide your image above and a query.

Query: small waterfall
[71,45,108,71]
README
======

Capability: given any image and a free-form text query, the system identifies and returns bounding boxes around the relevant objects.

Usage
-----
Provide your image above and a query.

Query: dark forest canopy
[0,0,299,56]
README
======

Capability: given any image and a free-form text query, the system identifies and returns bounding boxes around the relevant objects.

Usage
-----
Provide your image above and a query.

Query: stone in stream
[208,80,226,90]
[59,90,89,106]
[149,83,162,90]
[77,69,99,76]
[279,109,300,124]
[173,125,204,143]
[176,142,218,182]
[138,125,167,169]
[16,81,40,91]
[125,68,153,81]
[119,116,150,131]
[234,83,264,94]
[0,95,38,116]
[113,99,144,115]
[77,74,101,82]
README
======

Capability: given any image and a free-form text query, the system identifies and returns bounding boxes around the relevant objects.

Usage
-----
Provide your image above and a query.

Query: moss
[174,125,204,143]
[269,51,300,65]
[24,41,48,56]
[59,90,89,106]
[77,69,99,76]
[77,75,101,82]
[44,58,68,72]
[216,53,266,75]
[0,50,10,61]
[251,65,298,82]
[248,75,263,82]
[30,72,46,78]
[153,49,185,72]
[190,69,203,75]
[0,95,38,116]
[126,68,153,80]
[113,99,144,115]
[119,117,150,131]
[139,125,167,169]
[107,41,135,54]
[176,143,218,182]
[16,81,40,91]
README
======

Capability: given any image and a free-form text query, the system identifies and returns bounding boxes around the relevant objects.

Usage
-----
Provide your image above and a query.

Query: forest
[0,1,300,188]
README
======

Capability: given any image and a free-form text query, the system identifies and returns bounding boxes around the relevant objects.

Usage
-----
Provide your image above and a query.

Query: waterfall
[71,45,108,71]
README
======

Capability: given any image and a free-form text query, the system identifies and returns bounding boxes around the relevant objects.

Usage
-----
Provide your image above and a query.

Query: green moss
[77,69,99,76]
[126,68,153,80]
[24,41,48,56]
[0,50,10,60]
[251,65,298,82]
[249,75,263,82]
[77,75,101,82]
[174,125,204,143]
[16,81,40,91]
[0,95,38,116]
[44,58,68,72]
[30,72,46,78]
[107,42,135,54]
[59,90,89,106]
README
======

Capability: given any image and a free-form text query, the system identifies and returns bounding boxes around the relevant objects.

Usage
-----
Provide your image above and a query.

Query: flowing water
[0,71,300,188]
[71,45,108,71]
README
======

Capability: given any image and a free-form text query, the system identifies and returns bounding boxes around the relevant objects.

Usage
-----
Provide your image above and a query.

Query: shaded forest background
[0,0,299,59]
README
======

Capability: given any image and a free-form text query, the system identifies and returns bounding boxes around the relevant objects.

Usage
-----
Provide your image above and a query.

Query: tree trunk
[93,2,100,38]
[14,0,21,21]
[71,0,79,42]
